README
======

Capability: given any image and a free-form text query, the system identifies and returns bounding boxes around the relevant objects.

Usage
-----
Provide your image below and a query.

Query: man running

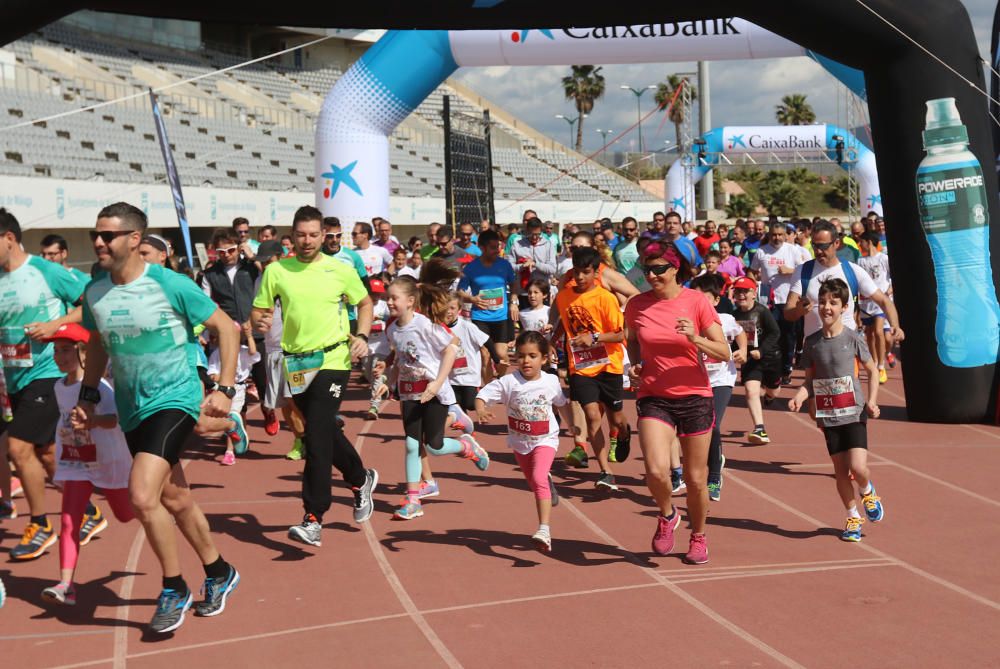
[612,217,640,274]
[40,234,90,283]
[75,202,241,633]
[459,229,519,380]
[252,205,378,548]
[352,222,393,277]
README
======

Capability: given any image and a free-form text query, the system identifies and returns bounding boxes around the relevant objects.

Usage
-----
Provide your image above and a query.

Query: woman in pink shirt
[624,241,730,565]
[717,238,746,278]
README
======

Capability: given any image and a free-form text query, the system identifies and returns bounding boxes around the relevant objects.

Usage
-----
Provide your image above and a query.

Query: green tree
[654,74,697,154]
[775,93,816,126]
[825,175,851,210]
[562,65,605,152]
[786,167,820,185]
[759,176,804,217]
[725,193,755,219]
[730,166,764,186]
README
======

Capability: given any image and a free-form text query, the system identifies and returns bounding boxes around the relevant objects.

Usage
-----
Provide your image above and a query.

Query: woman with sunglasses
[624,241,731,565]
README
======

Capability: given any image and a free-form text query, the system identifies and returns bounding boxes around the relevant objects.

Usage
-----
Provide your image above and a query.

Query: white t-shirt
[476,371,567,454]
[447,317,490,387]
[790,260,879,336]
[519,306,550,333]
[208,344,261,383]
[703,313,742,388]
[397,265,421,280]
[54,378,132,489]
[387,312,457,405]
[369,300,392,357]
[750,243,808,305]
[255,276,283,351]
[858,252,891,316]
[355,245,393,277]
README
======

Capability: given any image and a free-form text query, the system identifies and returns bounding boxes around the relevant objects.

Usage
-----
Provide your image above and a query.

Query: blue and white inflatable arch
[315,22,872,222]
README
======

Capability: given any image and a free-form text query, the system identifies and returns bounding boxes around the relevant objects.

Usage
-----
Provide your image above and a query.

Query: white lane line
[560,499,807,669]
[962,424,1000,441]
[355,421,464,669]
[664,561,898,585]
[656,557,889,576]
[783,461,892,469]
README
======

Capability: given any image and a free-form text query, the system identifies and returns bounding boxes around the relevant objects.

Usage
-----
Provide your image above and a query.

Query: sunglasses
[89,230,133,244]
[813,241,835,251]
[325,232,342,239]
[216,245,239,256]
[643,263,674,276]
[624,227,637,232]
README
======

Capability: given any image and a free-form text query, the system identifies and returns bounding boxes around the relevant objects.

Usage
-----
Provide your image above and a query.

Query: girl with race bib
[40,324,134,606]
[381,277,490,521]
[476,331,568,553]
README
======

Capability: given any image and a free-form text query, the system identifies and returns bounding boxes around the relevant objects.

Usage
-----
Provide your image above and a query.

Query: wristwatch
[78,385,101,404]
[355,333,369,342]
[591,332,601,345]
[214,384,238,399]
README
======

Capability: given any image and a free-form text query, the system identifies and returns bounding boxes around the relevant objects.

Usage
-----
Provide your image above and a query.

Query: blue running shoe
[227,412,249,455]
[861,485,884,522]
[149,587,193,633]
[841,516,864,542]
[417,480,440,499]
[393,500,424,520]
[194,565,240,617]
[459,434,489,472]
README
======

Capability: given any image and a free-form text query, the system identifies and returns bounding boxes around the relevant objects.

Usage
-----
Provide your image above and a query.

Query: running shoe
[564,444,589,468]
[781,373,793,386]
[42,582,76,606]
[10,519,56,560]
[264,410,280,436]
[226,412,249,455]
[878,368,888,384]
[393,499,424,520]
[288,513,322,547]
[683,533,709,564]
[0,576,5,609]
[747,427,770,444]
[841,516,864,542]
[548,473,559,507]
[459,434,489,472]
[707,481,722,502]
[861,485,884,523]
[352,468,378,523]
[365,407,379,421]
[79,506,108,546]
[610,424,632,463]
[595,472,618,492]
[285,437,304,461]
[10,476,22,497]
[671,471,686,494]
[221,451,236,466]
[194,565,240,617]
[651,511,680,556]
[886,352,896,368]
[417,479,440,499]
[149,587,193,634]
[531,526,552,553]
[0,499,16,520]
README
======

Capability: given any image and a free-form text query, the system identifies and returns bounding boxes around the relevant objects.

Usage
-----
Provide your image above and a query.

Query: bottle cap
[923,97,968,148]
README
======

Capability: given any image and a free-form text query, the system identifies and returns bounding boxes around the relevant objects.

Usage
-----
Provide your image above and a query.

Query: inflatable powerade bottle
[916,97,1000,367]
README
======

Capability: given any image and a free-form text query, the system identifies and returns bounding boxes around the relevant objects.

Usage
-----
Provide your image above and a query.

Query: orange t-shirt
[554,284,624,376]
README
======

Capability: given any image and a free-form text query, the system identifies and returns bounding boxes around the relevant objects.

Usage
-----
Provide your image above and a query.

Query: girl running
[445,293,488,436]
[476,331,568,552]
[382,277,490,520]
[519,279,552,335]
[40,324,134,605]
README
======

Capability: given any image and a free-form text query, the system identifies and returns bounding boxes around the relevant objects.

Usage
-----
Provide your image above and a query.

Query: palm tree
[562,65,605,152]
[654,74,697,154]
[775,94,816,125]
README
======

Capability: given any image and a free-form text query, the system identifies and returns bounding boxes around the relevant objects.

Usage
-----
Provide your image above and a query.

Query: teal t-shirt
[0,255,84,393]
[613,239,640,274]
[327,246,367,321]
[69,267,91,284]
[82,263,217,431]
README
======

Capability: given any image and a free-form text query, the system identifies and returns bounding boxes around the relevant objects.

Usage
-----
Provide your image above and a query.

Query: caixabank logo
[509,29,554,43]
[508,20,742,44]
[727,134,823,151]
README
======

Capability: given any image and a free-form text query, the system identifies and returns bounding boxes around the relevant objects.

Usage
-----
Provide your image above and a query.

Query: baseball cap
[731,276,757,292]
[369,278,386,294]
[256,240,283,259]
[42,323,90,344]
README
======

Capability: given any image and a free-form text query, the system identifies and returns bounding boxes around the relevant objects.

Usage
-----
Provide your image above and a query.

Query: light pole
[620,84,657,153]
[555,113,586,150]
[596,128,613,160]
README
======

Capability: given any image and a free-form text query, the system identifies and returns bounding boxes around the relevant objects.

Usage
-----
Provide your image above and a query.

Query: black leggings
[708,385,734,481]
[402,399,449,450]
[292,369,367,520]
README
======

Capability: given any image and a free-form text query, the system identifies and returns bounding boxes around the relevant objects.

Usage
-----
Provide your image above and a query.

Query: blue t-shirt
[0,256,84,393]
[673,236,703,268]
[457,243,482,258]
[459,257,516,323]
[82,263,217,431]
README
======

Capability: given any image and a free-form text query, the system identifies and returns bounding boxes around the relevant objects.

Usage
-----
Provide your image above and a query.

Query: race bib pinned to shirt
[284,350,324,395]
[508,415,548,436]
[814,376,861,418]
[480,287,504,311]
[738,320,759,348]
[58,426,98,466]
[398,378,429,400]
[571,340,610,370]
[0,326,33,368]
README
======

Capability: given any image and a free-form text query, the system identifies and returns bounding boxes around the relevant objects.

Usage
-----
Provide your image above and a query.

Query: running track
[2,365,999,668]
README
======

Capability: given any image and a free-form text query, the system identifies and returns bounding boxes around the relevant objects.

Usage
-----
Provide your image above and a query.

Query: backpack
[799,258,859,303]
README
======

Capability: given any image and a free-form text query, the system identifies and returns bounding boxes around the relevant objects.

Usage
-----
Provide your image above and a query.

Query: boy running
[731,276,781,444]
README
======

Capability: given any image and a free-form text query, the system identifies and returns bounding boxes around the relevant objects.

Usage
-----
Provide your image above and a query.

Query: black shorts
[637,395,715,437]
[822,421,868,456]
[473,318,514,344]
[741,357,782,389]
[569,372,623,411]
[451,385,477,412]
[124,410,197,466]
[4,377,59,446]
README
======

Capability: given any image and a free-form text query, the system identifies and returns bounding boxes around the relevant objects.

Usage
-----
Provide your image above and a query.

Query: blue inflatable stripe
[360,30,459,110]
[807,50,867,102]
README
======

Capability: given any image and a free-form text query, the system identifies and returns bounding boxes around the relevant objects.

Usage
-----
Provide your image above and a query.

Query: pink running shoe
[683,533,709,564]
[651,512,680,556]
[221,451,236,466]
[11,477,23,498]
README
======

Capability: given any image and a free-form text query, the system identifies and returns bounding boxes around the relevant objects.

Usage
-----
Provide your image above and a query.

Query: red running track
[2,364,999,668]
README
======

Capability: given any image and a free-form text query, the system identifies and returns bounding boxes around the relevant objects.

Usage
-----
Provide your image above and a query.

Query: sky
[453,0,996,155]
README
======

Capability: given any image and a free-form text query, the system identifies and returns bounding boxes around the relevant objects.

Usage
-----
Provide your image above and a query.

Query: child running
[788,278,884,542]
[382,276,489,520]
[40,324,134,605]
[731,276,781,444]
[518,279,552,335]
[445,293,488,436]
[207,322,259,465]
[476,331,568,552]
[365,277,392,421]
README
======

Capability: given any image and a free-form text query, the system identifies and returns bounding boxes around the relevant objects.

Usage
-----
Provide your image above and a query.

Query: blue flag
[149,90,194,268]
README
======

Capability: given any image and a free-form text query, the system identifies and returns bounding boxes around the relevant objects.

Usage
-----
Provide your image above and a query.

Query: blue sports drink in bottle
[916,97,1000,367]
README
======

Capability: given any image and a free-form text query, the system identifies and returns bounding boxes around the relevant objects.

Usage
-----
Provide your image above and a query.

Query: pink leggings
[60,480,135,572]
[514,447,556,501]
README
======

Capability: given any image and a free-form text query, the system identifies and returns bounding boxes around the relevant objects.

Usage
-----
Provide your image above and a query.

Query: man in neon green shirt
[253,205,378,548]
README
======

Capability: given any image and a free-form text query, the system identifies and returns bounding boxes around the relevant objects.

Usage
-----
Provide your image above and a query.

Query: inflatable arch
[664,125,880,218]
[4,0,999,424]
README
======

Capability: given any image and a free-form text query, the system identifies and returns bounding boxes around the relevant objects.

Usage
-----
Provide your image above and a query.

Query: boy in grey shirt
[789,278,885,542]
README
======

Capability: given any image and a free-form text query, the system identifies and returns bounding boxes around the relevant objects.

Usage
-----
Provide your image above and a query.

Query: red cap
[731,276,757,292]
[370,278,386,294]
[42,323,90,344]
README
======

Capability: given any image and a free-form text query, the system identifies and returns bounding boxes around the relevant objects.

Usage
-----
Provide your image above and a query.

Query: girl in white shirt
[445,294,489,435]
[381,277,490,521]
[476,331,569,553]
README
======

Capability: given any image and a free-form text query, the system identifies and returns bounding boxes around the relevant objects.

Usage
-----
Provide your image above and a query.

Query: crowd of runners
[0,203,896,631]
